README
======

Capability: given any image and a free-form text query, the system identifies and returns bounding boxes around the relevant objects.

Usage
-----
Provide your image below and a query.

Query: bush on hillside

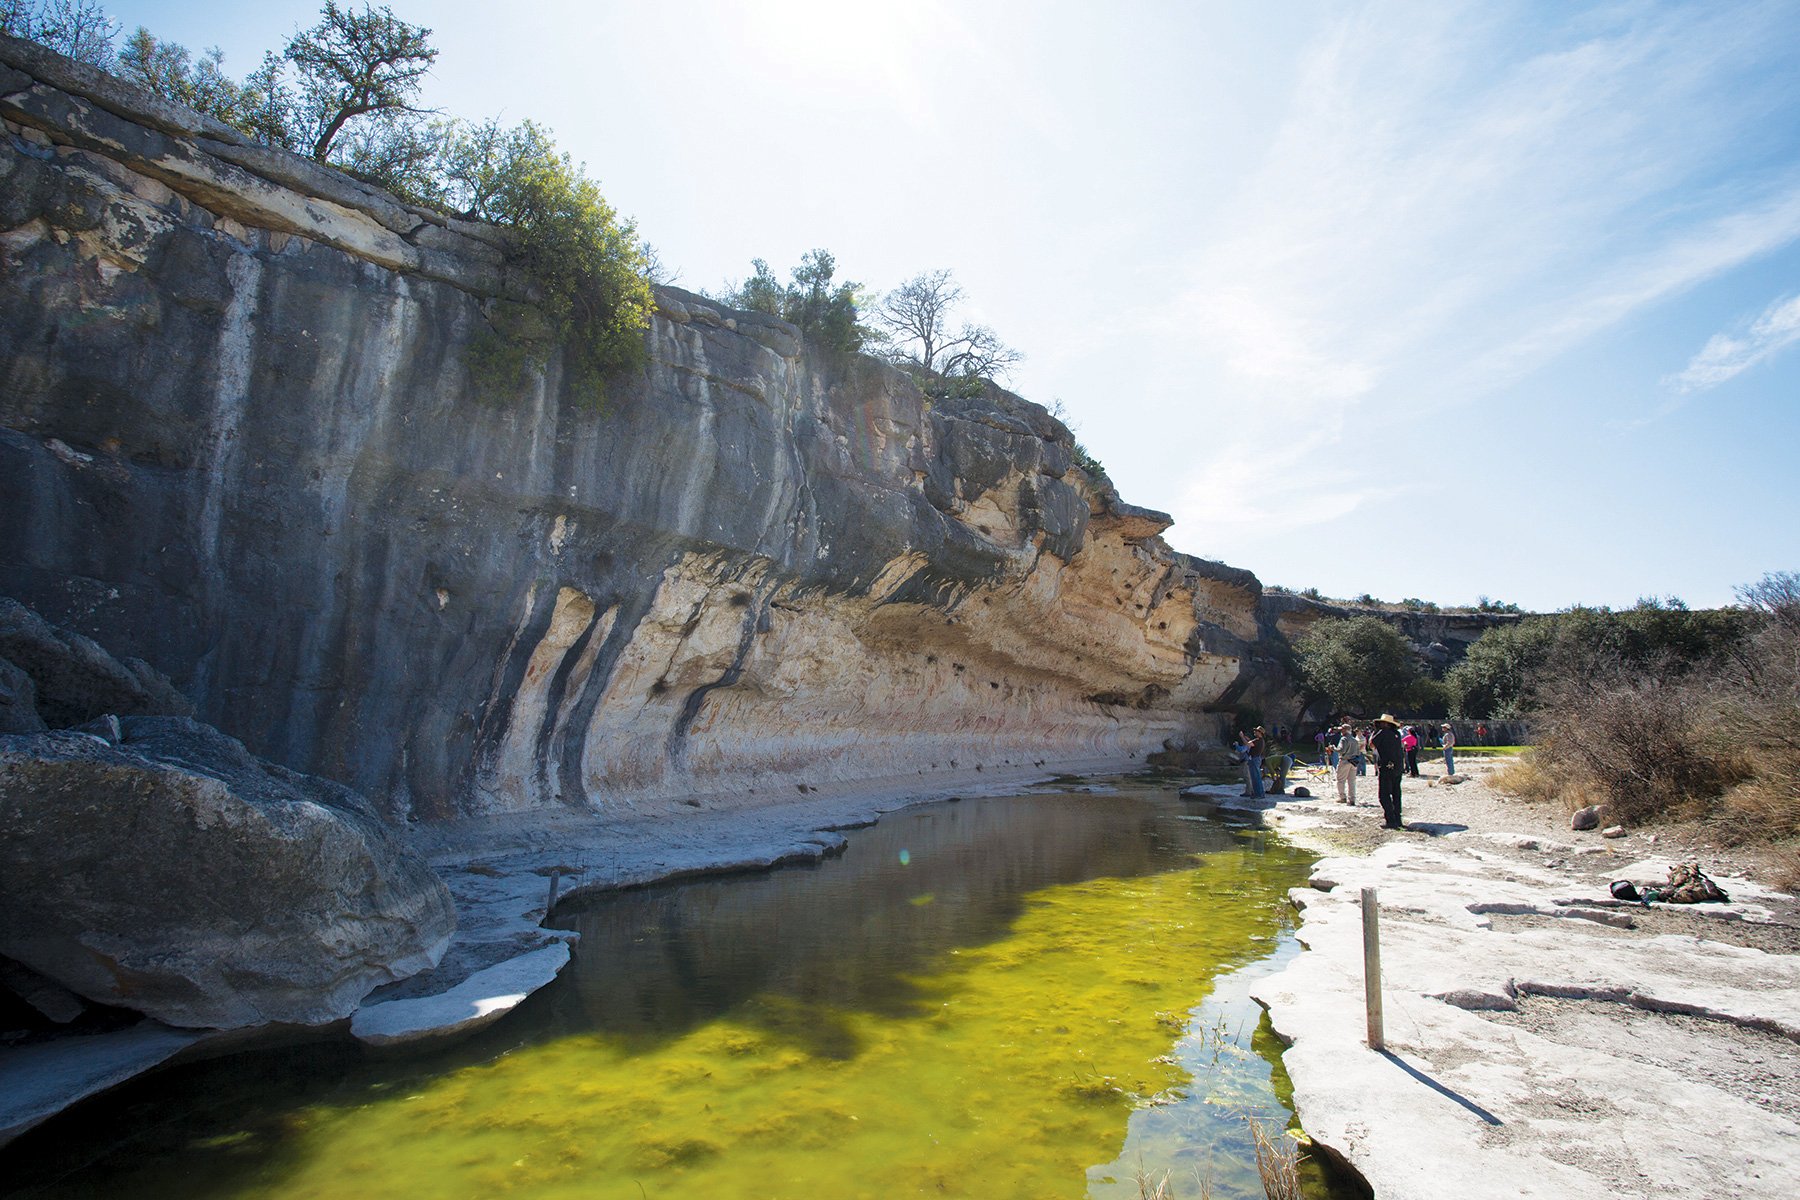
[1504,573,1799,853]
[448,120,651,398]
[1447,600,1751,719]
[1531,658,1744,824]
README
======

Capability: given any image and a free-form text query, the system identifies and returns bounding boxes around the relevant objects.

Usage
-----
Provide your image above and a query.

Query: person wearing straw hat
[1370,714,1406,829]
[1440,722,1456,776]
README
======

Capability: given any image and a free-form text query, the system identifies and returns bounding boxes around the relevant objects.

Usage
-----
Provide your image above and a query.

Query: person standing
[1335,723,1362,805]
[1441,722,1457,776]
[1402,725,1420,777]
[1247,726,1266,800]
[1371,714,1406,829]
[1234,730,1255,796]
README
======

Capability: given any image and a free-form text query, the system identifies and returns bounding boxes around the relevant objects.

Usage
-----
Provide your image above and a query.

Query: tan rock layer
[0,37,1281,819]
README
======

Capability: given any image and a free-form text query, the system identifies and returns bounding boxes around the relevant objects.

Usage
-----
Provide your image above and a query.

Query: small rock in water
[1601,825,1627,839]
[1571,805,1603,831]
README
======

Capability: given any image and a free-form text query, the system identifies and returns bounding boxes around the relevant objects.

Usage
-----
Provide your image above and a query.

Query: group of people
[1232,718,1461,828]
[1320,717,1456,830]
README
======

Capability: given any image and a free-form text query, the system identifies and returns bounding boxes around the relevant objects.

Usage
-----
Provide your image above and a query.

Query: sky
[96,0,1800,611]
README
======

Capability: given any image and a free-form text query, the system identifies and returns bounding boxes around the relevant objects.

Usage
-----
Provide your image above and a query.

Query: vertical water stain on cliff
[188,249,261,702]
[0,41,1312,818]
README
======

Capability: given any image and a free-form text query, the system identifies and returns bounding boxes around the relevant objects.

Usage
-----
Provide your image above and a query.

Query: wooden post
[545,868,561,916]
[1362,887,1384,1050]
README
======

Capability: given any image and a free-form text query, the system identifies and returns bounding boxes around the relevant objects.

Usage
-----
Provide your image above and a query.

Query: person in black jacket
[1370,714,1406,830]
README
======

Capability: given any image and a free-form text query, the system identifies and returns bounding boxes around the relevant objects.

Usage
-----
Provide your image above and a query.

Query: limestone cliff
[0,37,1276,821]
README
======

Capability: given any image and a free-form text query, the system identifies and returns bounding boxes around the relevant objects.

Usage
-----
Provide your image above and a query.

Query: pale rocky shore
[1192,758,1800,1200]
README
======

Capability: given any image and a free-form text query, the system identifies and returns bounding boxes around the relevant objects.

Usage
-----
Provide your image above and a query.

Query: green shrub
[1069,440,1109,482]
[1448,603,1752,719]
[440,119,650,402]
[715,250,871,355]
[489,142,651,399]
[1293,616,1420,716]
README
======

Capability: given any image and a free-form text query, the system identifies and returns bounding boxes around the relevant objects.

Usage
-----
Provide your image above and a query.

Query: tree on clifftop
[285,2,436,162]
[1,0,117,65]
[716,250,870,354]
[872,269,1021,382]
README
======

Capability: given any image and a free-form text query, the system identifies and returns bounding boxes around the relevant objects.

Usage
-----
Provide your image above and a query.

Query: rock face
[0,37,1278,821]
[0,717,456,1029]
[0,597,193,728]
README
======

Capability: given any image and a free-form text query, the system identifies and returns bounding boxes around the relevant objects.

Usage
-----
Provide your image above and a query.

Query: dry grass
[1132,1163,1210,1200]
[1133,1165,1173,1199]
[1249,1120,1304,1200]
[1131,1120,1303,1200]
[1762,846,1800,894]
[1489,752,1603,812]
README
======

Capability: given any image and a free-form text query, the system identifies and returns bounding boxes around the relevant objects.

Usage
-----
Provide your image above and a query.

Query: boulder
[1571,805,1603,831]
[1601,825,1628,839]
[0,718,455,1030]
[0,599,193,728]
[0,955,87,1024]
[0,656,44,734]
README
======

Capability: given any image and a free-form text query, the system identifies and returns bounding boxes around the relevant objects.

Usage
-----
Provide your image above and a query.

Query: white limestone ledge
[1253,838,1800,1200]
[352,943,571,1047]
[0,1022,206,1145]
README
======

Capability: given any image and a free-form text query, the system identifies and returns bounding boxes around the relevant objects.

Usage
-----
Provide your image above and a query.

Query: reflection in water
[4,783,1351,1199]
[547,794,1236,1047]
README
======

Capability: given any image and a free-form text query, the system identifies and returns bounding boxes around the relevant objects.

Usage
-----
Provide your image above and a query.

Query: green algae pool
[4,781,1359,1199]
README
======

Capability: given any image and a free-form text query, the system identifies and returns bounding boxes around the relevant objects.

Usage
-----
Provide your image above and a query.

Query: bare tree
[872,269,1021,380]
[285,1,436,162]
[1,0,118,66]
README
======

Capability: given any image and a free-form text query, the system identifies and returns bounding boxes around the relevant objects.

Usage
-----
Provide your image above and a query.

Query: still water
[5,781,1354,1198]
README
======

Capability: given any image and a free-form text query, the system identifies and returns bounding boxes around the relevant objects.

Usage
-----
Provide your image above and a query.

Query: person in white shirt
[1335,724,1362,805]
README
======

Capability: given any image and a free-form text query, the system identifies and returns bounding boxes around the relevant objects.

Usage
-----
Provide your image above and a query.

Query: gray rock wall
[0,37,1277,821]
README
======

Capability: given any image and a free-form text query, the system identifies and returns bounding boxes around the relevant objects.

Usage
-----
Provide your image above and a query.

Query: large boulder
[0,599,193,729]
[0,655,44,734]
[0,717,455,1029]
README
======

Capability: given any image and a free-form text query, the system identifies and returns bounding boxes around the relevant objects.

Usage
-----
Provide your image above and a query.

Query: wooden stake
[1362,886,1384,1050]
[545,868,561,916]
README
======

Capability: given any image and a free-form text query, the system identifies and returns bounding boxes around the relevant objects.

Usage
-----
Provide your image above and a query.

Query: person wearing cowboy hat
[1440,722,1456,776]
[1369,714,1406,829]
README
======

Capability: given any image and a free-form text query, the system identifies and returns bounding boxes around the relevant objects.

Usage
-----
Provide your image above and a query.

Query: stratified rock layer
[0,36,1273,820]
[0,717,456,1029]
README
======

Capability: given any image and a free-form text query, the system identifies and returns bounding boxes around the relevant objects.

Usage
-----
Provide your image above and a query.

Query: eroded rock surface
[0,35,1282,821]
[0,717,455,1029]
[1252,837,1800,1200]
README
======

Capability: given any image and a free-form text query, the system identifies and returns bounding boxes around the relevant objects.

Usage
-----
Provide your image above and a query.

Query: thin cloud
[1667,291,1800,392]
[1128,0,1800,551]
